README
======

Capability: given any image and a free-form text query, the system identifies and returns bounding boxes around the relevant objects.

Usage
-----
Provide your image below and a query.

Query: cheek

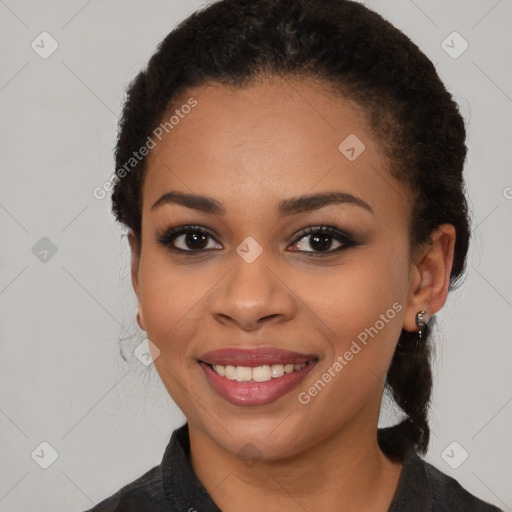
[298,245,409,396]
[292,282,405,433]
[138,256,213,414]
[304,245,408,345]
[138,255,209,364]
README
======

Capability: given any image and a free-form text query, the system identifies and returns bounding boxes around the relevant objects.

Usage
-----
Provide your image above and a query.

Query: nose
[209,250,297,332]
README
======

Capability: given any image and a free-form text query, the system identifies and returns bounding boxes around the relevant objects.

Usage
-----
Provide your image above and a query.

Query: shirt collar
[387,447,434,512]
[161,423,222,511]
[162,423,434,511]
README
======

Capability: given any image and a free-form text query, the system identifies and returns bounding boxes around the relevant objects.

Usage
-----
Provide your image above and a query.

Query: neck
[188,416,403,512]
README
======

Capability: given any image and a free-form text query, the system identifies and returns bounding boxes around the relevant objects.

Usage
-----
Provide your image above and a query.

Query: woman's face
[131,77,422,460]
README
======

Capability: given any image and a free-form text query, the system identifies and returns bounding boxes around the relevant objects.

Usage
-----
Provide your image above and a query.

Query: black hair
[111,0,470,461]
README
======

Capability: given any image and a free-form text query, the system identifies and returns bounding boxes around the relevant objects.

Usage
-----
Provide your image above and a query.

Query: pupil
[311,234,331,251]
[186,232,207,250]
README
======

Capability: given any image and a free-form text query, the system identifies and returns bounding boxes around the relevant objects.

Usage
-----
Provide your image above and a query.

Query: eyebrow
[151,190,373,216]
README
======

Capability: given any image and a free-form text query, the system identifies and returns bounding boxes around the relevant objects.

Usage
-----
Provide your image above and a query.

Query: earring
[415,310,427,339]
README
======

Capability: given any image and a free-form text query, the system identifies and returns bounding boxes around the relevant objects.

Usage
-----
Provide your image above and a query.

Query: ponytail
[378,318,434,461]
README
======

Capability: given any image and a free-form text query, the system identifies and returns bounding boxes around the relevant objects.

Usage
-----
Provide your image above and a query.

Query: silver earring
[415,310,427,339]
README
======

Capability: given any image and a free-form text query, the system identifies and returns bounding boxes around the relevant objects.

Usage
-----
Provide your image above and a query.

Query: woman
[86,0,502,510]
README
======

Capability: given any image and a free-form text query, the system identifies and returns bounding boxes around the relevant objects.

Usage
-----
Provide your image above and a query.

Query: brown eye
[157,225,222,252]
[288,226,359,256]
[177,231,210,251]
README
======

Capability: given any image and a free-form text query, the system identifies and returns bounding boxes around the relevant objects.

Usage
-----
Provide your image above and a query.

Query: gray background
[0,0,511,510]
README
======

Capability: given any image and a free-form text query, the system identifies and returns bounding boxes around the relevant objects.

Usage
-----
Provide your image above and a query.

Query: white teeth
[284,363,295,373]
[270,364,284,378]
[235,366,252,382]
[214,364,225,377]
[252,365,271,382]
[210,362,307,381]
[225,365,236,380]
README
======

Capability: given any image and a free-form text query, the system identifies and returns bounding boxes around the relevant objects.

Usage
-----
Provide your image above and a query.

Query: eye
[288,225,358,256]
[157,225,222,252]
[157,224,360,256]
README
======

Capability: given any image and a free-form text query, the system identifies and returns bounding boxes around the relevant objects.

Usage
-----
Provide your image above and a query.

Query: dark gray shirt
[84,423,502,511]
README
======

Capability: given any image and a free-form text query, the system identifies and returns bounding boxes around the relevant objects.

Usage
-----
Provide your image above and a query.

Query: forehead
[142,77,407,221]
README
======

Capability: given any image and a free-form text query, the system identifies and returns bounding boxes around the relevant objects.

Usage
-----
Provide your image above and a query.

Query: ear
[128,230,147,331]
[403,224,456,333]
[128,230,141,298]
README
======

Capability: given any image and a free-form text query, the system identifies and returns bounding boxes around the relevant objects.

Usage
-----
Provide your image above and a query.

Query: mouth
[198,346,318,406]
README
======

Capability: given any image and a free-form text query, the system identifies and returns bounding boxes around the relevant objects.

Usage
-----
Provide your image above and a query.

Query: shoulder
[390,449,503,512]
[422,459,503,512]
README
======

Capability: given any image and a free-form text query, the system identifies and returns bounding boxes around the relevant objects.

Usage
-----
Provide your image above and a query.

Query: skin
[128,75,456,512]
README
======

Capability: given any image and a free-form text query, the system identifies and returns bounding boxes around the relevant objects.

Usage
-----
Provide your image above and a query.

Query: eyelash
[156,224,361,257]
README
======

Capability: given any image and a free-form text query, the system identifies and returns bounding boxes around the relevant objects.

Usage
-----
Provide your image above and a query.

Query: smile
[198,346,318,406]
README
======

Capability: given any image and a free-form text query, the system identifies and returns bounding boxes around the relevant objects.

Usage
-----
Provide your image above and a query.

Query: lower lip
[199,361,316,406]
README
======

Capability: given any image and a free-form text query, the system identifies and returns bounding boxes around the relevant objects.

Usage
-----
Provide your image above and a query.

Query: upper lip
[198,346,317,366]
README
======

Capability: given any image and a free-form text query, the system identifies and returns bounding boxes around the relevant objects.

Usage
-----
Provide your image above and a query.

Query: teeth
[225,365,236,380]
[252,365,271,382]
[211,362,307,381]
[235,366,252,382]
[271,364,284,378]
